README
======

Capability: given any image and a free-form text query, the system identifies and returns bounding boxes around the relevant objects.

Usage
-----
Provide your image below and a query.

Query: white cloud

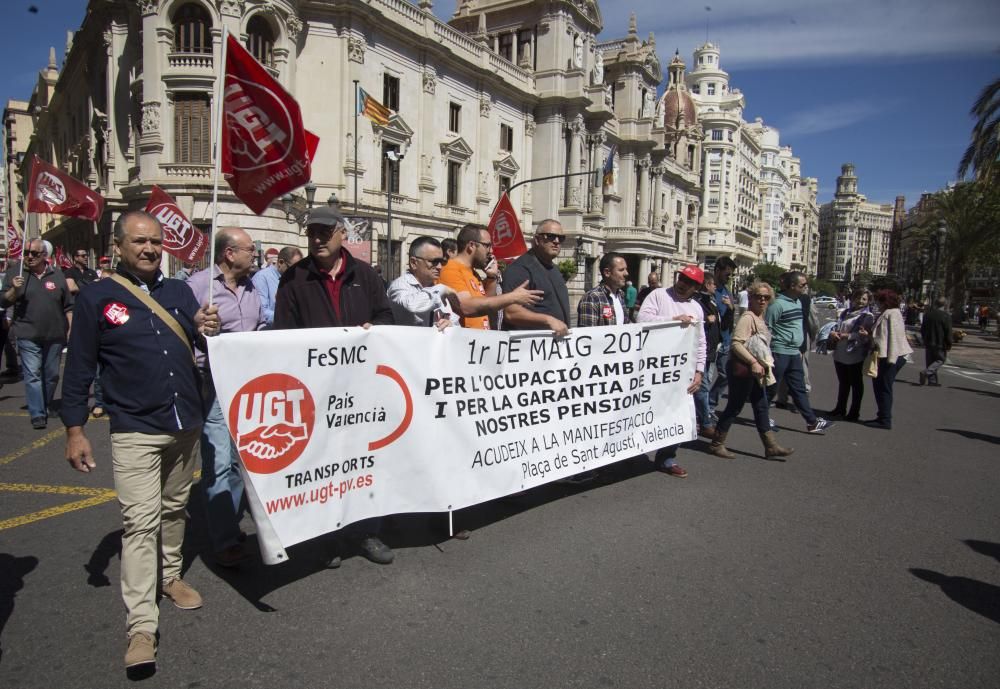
[776,100,897,138]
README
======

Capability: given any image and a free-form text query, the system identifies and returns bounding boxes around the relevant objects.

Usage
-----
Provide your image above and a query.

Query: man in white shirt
[387,236,460,329]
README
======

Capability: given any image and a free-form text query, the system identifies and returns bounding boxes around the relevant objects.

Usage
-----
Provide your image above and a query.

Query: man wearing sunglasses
[65,249,99,295]
[438,223,543,329]
[636,264,709,478]
[1,238,74,429]
[388,236,460,329]
[501,219,571,337]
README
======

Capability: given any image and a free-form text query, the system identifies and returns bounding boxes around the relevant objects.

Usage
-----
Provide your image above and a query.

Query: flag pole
[207,25,230,305]
[353,79,359,214]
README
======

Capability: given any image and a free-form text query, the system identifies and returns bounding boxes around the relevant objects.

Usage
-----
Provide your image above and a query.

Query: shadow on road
[946,386,1000,399]
[965,540,1000,564]
[0,553,39,666]
[85,530,123,588]
[938,428,1000,445]
[910,568,1000,625]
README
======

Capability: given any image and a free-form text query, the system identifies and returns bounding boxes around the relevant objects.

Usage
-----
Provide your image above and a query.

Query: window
[691,84,700,94]
[246,16,275,67]
[500,123,514,152]
[498,175,511,198]
[447,161,461,205]
[727,131,733,141]
[381,142,400,193]
[498,33,513,61]
[173,93,211,163]
[449,103,461,133]
[711,129,723,141]
[383,74,400,112]
[707,82,716,96]
[173,3,212,54]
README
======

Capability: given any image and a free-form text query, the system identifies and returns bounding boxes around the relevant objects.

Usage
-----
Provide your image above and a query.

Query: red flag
[145,186,208,263]
[54,245,72,270]
[487,192,527,261]
[26,155,105,221]
[5,224,22,260]
[221,34,317,215]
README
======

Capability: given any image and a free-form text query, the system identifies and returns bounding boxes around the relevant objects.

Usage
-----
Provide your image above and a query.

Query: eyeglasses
[26,250,44,257]
[471,240,493,250]
[232,245,258,257]
[414,256,446,267]
[536,233,565,244]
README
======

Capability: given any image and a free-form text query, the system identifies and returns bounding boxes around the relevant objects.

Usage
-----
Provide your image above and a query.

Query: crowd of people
[0,205,954,673]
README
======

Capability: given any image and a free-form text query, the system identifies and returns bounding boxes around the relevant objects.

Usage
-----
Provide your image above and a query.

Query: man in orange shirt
[438,223,543,328]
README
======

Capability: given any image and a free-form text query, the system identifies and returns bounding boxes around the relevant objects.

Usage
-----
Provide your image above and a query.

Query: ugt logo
[224,77,294,172]
[228,373,315,474]
[149,203,194,250]
[35,171,66,206]
[493,210,515,248]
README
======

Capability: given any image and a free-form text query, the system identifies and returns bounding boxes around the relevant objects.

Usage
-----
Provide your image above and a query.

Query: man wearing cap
[252,245,303,326]
[273,205,395,566]
[636,265,708,478]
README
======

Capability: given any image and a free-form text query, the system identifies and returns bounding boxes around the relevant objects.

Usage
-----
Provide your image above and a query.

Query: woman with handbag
[863,289,912,429]
[709,280,793,459]
[827,289,875,421]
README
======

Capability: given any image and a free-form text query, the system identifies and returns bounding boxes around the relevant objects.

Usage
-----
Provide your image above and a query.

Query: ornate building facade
[817,163,893,281]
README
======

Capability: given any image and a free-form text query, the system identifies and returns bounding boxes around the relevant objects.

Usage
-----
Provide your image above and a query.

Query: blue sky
[2,0,997,208]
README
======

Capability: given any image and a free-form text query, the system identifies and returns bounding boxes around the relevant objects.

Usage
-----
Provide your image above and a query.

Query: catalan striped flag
[357,87,391,126]
[602,144,617,187]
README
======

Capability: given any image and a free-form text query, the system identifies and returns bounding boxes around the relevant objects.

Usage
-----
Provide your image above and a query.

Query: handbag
[863,349,879,378]
[731,358,753,378]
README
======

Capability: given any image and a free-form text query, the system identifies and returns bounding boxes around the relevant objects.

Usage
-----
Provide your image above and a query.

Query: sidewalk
[908,325,1000,373]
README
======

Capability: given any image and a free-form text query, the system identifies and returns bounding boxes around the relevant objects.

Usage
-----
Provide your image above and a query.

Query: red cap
[264,247,279,258]
[678,264,704,285]
[99,256,111,263]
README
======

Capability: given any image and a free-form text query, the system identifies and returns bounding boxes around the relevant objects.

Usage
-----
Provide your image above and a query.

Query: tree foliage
[958,77,1000,185]
[809,278,838,297]
[749,262,784,290]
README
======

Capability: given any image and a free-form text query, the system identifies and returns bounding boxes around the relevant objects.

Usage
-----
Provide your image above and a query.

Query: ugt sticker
[103,302,130,326]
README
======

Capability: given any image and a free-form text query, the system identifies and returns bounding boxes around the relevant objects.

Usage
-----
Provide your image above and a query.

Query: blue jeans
[872,356,906,426]
[17,339,62,420]
[708,346,729,407]
[767,352,817,425]
[200,380,245,551]
[694,360,715,427]
[716,363,771,434]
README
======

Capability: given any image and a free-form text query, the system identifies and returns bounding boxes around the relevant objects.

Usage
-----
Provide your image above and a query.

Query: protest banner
[208,323,698,563]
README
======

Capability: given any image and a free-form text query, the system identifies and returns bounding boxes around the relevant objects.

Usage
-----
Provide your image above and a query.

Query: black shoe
[918,371,927,386]
[863,419,891,430]
[31,416,47,429]
[358,536,394,565]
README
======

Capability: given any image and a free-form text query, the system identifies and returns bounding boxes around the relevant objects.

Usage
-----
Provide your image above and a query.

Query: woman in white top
[828,289,874,421]
[864,289,913,430]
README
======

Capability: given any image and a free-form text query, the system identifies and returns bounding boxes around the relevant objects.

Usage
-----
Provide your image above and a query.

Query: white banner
[208,322,698,562]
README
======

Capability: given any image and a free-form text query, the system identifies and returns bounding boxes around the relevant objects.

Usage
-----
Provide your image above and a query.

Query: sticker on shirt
[602,306,613,319]
[103,302,130,326]
[44,281,57,291]
[470,279,485,296]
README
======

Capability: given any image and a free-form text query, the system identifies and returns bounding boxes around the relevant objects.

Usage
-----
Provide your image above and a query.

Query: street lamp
[574,236,586,270]
[282,181,318,227]
[327,192,340,209]
[931,220,946,303]
[385,143,408,281]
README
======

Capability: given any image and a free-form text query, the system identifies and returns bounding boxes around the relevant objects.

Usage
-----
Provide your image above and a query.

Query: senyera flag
[487,192,527,261]
[5,224,22,260]
[26,155,105,221]
[221,34,319,215]
[145,186,208,263]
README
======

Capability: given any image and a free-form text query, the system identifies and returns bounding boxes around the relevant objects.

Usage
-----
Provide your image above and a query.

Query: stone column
[637,154,651,226]
[651,166,664,230]
[138,1,163,180]
[587,132,606,214]
[566,114,585,208]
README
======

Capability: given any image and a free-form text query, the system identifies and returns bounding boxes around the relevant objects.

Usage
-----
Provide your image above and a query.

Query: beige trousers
[111,428,200,636]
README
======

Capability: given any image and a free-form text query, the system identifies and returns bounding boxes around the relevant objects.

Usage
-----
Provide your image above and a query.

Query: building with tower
[818,163,894,281]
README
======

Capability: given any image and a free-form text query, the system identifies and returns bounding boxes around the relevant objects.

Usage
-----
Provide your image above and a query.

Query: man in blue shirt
[251,245,302,326]
[62,210,219,672]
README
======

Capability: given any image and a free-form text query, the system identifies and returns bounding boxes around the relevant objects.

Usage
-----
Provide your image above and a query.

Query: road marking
[0,429,64,466]
[0,481,111,496]
[0,412,30,417]
[942,366,1000,387]
[0,492,118,531]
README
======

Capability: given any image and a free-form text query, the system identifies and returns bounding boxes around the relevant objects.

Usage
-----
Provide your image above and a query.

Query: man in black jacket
[920,297,952,386]
[273,206,395,567]
[694,273,721,436]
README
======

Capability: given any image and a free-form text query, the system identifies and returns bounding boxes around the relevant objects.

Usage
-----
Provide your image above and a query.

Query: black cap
[305,206,346,228]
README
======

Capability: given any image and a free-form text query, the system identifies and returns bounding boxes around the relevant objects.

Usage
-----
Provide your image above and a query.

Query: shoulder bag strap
[110,274,195,361]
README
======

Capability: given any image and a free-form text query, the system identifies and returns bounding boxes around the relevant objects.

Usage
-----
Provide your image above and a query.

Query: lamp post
[385,143,407,281]
[281,180,318,227]
[932,220,946,303]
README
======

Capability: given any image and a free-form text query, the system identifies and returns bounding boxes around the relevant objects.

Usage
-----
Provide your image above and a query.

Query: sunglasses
[753,294,771,300]
[415,256,446,267]
[536,233,565,244]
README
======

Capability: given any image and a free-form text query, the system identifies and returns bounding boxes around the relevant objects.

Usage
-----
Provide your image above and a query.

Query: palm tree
[958,77,1000,183]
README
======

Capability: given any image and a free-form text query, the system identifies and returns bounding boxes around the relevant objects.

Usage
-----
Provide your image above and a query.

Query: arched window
[173,3,212,54]
[246,16,275,67]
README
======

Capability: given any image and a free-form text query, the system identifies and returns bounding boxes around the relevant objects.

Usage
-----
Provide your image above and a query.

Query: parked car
[814,296,838,309]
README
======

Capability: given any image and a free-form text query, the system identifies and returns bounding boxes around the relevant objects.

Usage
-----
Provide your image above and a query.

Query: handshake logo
[229,374,316,474]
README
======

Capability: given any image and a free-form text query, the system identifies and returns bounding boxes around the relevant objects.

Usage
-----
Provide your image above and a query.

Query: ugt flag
[221,34,318,215]
[487,192,527,262]
[26,155,105,221]
[144,186,208,263]
[5,224,22,260]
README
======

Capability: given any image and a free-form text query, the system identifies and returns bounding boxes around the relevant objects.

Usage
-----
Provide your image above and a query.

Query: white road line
[941,365,1000,387]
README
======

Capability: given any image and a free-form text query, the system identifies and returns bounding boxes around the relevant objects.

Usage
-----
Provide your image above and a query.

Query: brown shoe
[708,430,736,458]
[125,631,156,669]
[214,543,250,569]
[662,464,688,478]
[698,425,716,440]
[161,578,202,610]
[760,431,794,458]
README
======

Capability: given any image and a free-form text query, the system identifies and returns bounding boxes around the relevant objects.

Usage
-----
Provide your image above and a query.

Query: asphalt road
[1,350,998,689]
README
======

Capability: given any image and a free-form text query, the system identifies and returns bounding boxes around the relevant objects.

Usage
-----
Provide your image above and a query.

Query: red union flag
[487,192,527,261]
[221,34,317,215]
[5,224,22,260]
[26,155,105,221]
[145,186,208,263]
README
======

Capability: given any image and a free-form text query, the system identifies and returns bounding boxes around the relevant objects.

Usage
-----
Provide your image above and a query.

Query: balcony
[164,51,215,87]
[603,226,678,253]
[162,163,213,179]
[168,52,213,70]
